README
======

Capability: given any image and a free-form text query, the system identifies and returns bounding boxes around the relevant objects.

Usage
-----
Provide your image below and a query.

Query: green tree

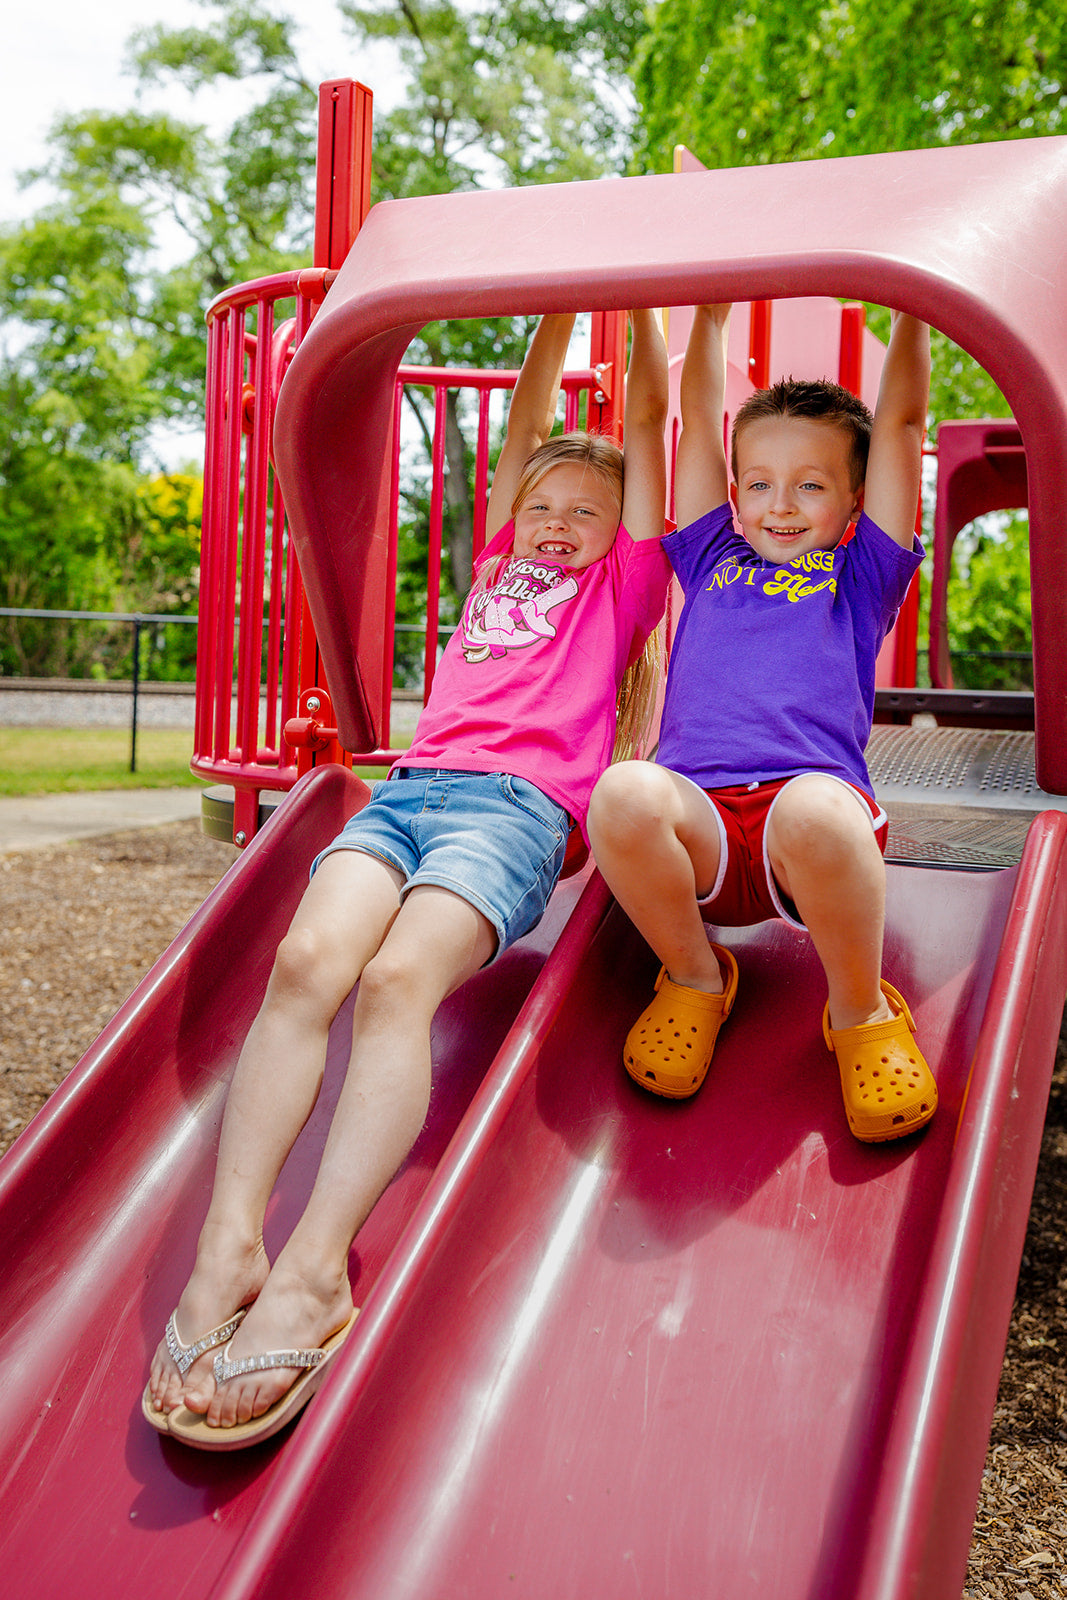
[632,0,1067,175]
[0,2,320,674]
[948,513,1032,691]
[631,0,1067,425]
[631,0,1065,686]
[350,0,644,195]
[0,188,167,674]
[126,4,319,292]
[3,0,648,681]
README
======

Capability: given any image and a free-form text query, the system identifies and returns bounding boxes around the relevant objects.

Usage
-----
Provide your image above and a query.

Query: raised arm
[674,304,732,533]
[863,312,931,548]
[486,313,576,539]
[620,307,669,542]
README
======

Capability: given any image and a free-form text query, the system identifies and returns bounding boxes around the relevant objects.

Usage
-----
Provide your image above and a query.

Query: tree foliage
[0,184,167,672]
[0,2,323,675]
[948,513,1032,690]
[1,0,648,677]
[632,0,1067,420]
[126,3,320,290]
[347,0,643,194]
[632,0,1067,174]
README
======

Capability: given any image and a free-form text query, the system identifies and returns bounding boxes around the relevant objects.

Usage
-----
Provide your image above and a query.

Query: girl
[144,309,671,1448]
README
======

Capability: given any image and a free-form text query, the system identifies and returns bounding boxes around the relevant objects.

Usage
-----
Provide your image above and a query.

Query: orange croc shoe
[824,980,938,1142]
[623,946,739,1099]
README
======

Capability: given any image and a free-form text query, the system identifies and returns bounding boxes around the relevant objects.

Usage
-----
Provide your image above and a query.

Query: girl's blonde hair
[511,431,624,518]
[475,429,663,764]
[611,628,664,764]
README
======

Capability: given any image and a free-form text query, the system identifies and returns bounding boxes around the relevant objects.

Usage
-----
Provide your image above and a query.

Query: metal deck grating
[883,803,1037,870]
[869,724,1067,869]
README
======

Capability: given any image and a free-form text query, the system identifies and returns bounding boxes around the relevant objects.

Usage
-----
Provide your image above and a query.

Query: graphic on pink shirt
[461,556,579,663]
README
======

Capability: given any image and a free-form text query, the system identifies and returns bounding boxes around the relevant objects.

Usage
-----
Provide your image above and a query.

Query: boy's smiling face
[730,415,864,563]
[512,461,621,571]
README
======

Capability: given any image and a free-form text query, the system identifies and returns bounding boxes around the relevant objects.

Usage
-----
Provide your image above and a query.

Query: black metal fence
[0,608,198,773]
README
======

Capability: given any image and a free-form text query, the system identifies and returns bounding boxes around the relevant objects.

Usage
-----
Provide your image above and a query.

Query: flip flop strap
[166,1311,245,1377]
[213,1344,326,1385]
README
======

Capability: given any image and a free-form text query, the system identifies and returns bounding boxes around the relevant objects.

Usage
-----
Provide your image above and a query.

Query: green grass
[0,728,205,797]
[0,727,400,797]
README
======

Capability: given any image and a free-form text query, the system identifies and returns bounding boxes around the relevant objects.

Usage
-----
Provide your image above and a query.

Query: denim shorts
[311,768,570,955]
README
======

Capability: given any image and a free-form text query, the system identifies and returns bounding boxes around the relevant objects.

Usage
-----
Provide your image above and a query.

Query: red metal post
[838,302,865,394]
[295,81,375,777]
[314,81,374,271]
[748,300,772,389]
[587,311,627,438]
[840,302,922,687]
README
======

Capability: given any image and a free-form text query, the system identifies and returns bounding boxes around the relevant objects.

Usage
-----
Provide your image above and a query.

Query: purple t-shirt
[656,503,923,794]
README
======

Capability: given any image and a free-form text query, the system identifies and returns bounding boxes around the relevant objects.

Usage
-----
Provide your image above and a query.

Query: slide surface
[1,764,1066,1599]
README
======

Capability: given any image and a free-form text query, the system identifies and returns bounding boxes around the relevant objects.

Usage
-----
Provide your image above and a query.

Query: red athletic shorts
[682,773,889,930]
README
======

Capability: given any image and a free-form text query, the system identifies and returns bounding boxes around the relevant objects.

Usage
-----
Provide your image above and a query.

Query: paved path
[0,788,205,853]
[0,691,424,852]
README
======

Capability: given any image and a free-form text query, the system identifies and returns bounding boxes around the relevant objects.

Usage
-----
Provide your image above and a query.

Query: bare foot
[146,1228,270,1418]
[196,1261,354,1430]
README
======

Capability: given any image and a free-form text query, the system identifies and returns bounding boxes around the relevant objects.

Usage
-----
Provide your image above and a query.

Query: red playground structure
[2,83,1067,1600]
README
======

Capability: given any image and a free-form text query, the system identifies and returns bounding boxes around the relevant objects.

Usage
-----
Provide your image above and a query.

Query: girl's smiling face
[512,462,621,570]
[731,415,863,563]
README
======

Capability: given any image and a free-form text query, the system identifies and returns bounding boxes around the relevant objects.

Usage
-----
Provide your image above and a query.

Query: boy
[587,304,936,1142]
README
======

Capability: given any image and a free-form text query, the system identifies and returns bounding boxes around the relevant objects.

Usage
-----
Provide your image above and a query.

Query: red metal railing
[192,266,602,839]
[193,80,926,845]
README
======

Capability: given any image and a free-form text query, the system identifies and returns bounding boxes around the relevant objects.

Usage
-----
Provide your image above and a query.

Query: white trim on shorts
[676,770,729,904]
[680,770,888,932]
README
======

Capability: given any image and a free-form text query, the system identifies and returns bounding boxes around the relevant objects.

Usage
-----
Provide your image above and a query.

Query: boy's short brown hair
[731,379,874,490]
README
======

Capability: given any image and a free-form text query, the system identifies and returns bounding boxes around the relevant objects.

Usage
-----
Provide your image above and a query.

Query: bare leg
[766,776,891,1030]
[588,761,724,992]
[195,882,496,1427]
[147,849,406,1416]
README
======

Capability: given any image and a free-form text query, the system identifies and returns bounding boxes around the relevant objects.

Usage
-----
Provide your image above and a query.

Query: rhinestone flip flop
[141,1307,249,1434]
[164,1310,358,1450]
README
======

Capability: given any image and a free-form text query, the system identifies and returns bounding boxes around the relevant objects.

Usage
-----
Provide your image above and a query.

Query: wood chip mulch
[0,820,1064,1589]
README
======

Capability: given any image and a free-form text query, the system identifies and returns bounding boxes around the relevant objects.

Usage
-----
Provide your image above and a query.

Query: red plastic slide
[0,765,583,1595]
[5,137,1067,1597]
[1,765,1066,1598]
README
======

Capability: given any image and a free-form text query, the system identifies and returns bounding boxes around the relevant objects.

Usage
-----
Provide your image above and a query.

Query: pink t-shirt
[395,520,670,835]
